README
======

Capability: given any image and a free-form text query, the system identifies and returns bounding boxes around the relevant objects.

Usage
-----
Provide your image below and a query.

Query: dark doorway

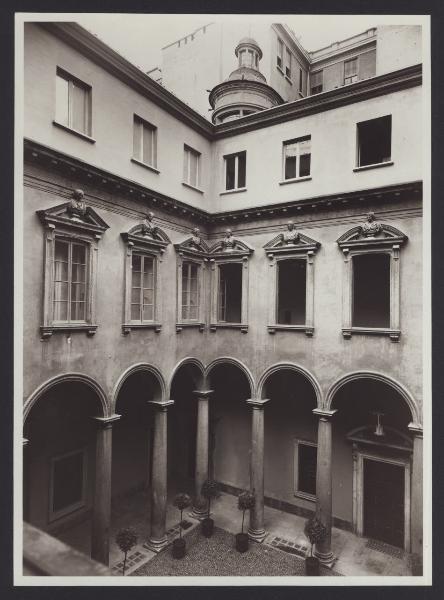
[363,458,404,548]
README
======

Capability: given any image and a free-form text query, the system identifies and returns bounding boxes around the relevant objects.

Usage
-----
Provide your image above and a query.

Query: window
[133,115,157,168]
[283,136,311,180]
[277,259,306,325]
[183,145,201,188]
[299,68,303,92]
[53,239,88,323]
[295,441,317,499]
[352,254,390,328]
[344,57,358,84]
[50,449,86,520]
[310,70,323,94]
[277,38,284,69]
[224,151,246,190]
[182,261,199,320]
[218,263,242,323]
[285,48,292,79]
[130,254,155,322]
[357,115,392,167]
[55,69,92,136]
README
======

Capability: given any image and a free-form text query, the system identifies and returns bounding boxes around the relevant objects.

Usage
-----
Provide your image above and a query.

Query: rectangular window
[224,151,246,190]
[310,70,323,95]
[296,442,317,497]
[299,68,303,92]
[352,253,391,328]
[53,239,88,323]
[285,48,292,79]
[133,115,157,168]
[277,259,306,325]
[283,136,311,180]
[50,449,86,520]
[277,38,284,69]
[344,57,358,84]
[55,69,91,136]
[357,115,392,167]
[218,263,242,323]
[183,145,201,188]
[182,262,199,321]
[131,253,155,322]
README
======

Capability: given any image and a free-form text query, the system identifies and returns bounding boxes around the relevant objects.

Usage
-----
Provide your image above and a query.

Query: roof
[226,66,267,83]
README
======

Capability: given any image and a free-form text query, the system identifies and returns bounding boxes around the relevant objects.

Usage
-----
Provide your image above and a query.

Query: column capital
[192,389,214,399]
[408,422,423,437]
[149,399,174,411]
[312,408,337,420]
[23,438,29,447]
[92,414,121,428]
[246,398,270,409]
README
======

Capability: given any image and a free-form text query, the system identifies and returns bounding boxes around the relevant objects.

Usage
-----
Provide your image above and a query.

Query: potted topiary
[303,516,327,576]
[201,479,220,537]
[172,492,192,559]
[236,490,255,553]
[115,527,138,575]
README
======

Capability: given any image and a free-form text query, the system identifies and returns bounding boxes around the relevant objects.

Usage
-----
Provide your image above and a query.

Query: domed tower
[209,37,283,124]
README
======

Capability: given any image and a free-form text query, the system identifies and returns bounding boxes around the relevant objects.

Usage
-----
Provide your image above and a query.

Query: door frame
[353,449,411,551]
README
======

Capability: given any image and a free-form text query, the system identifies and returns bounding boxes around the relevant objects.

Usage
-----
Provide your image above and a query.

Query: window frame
[285,47,292,80]
[277,38,284,70]
[282,135,312,182]
[310,70,323,95]
[355,115,393,170]
[223,151,247,192]
[54,67,93,139]
[182,144,203,192]
[344,56,359,85]
[132,115,158,172]
[49,448,88,522]
[294,439,317,501]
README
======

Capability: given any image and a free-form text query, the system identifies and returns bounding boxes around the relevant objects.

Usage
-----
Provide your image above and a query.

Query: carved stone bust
[67,189,87,218]
[191,227,201,247]
[222,228,235,250]
[141,211,155,236]
[282,221,299,245]
[361,212,382,237]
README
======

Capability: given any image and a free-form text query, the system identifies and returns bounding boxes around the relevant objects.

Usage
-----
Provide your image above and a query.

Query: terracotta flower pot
[235,532,249,553]
[201,517,214,538]
[305,556,320,576]
[172,537,186,559]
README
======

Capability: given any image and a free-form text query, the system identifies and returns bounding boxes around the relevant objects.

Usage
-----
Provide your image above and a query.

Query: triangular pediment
[37,198,109,235]
[175,233,210,256]
[209,234,254,256]
[121,213,170,253]
[264,230,320,254]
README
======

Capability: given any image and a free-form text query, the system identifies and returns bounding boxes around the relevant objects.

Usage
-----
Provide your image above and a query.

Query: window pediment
[121,212,170,254]
[37,190,109,237]
[174,227,210,259]
[209,229,254,258]
[264,222,320,256]
[337,213,407,250]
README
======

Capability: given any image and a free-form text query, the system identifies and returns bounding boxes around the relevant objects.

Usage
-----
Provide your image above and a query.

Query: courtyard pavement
[57,489,413,577]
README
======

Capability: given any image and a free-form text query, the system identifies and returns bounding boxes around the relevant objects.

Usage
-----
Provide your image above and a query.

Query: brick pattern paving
[365,538,405,559]
[266,535,308,559]
[112,549,151,576]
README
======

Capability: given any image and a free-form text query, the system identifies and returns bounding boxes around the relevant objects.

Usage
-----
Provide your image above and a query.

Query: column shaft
[314,410,335,566]
[411,432,423,555]
[192,393,211,519]
[247,399,268,542]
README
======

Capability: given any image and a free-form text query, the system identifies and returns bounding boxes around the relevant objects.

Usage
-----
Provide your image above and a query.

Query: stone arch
[204,357,255,397]
[257,362,322,408]
[111,363,166,412]
[23,373,108,423]
[167,357,206,397]
[326,370,421,426]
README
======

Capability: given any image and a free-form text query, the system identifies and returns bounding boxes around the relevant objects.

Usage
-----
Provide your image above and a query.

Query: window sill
[122,323,162,334]
[268,324,314,337]
[342,327,400,342]
[279,176,312,186]
[52,121,96,143]
[182,181,205,194]
[294,491,316,502]
[353,161,394,173]
[131,157,160,174]
[284,74,293,85]
[210,323,248,333]
[220,187,247,196]
[176,322,205,333]
[41,324,97,339]
[276,65,285,76]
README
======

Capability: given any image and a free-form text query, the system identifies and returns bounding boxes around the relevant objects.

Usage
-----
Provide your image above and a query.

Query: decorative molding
[120,211,171,253]
[208,229,254,257]
[337,212,408,251]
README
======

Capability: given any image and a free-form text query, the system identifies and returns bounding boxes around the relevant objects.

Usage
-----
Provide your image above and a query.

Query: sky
[75,14,386,73]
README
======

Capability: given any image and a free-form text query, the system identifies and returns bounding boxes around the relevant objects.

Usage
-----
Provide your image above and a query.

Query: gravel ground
[132,526,339,577]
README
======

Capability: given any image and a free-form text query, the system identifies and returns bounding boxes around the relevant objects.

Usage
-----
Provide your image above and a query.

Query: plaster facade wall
[212,86,422,211]
[24,24,213,213]
[376,26,422,76]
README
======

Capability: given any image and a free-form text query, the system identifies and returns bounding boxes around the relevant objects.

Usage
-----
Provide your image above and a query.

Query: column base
[314,548,335,568]
[247,527,267,543]
[145,535,169,553]
[189,507,208,521]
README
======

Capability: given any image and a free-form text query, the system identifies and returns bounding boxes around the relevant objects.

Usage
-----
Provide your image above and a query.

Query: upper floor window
[352,253,390,328]
[224,151,246,190]
[277,259,306,325]
[218,263,242,323]
[283,136,311,180]
[133,115,157,169]
[53,239,88,323]
[357,115,392,168]
[182,261,199,321]
[285,48,292,79]
[131,253,155,322]
[344,57,358,84]
[299,68,303,92]
[310,70,323,95]
[183,145,201,189]
[277,38,284,69]
[55,68,92,136]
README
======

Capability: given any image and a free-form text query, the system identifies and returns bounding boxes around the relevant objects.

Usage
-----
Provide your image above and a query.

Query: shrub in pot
[115,527,138,575]
[172,492,192,559]
[303,516,327,576]
[236,491,255,553]
[201,479,220,538]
